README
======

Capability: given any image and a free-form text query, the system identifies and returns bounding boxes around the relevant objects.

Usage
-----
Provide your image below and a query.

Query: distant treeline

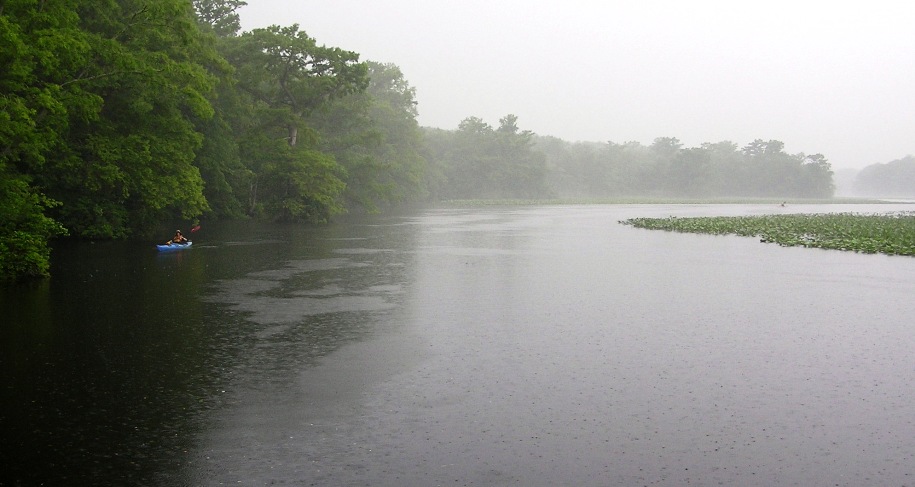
[852,156,915,198]
[535,136,835,199]
[0,0,839,281]
[422,120,836,202]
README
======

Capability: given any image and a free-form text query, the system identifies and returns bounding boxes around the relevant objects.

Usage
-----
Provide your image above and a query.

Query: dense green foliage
[305,61,427,212]
[0,163,68,281]
[0,0,864,281]
[219,23,368,221]
[1,0,428,280]
[423,114,550,200]
[2,0,215,241]
[853,155,915,198]
[621,212,915,256]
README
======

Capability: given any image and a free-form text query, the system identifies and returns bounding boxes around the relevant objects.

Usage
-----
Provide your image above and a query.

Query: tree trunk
[249,178,258,215]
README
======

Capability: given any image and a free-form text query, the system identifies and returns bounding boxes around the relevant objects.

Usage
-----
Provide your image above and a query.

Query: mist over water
[3,204,914,486]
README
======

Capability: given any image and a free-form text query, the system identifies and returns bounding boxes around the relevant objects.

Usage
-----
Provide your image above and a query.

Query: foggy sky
[239,1,915,170]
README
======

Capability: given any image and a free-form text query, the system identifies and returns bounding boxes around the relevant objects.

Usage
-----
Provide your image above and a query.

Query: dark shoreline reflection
[3,205,915,486]
[0,217,414,486]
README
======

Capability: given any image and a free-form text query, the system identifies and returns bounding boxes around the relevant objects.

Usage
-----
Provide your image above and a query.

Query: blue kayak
[157,241,192,252]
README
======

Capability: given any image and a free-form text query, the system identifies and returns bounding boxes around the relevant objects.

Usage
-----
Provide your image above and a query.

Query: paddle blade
[190,225,201,233]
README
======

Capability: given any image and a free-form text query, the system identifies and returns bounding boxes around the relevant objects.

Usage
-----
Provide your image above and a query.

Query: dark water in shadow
[2,205,914,486]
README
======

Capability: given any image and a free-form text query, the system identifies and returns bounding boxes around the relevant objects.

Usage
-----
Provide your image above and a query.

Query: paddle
[166,226,196,245]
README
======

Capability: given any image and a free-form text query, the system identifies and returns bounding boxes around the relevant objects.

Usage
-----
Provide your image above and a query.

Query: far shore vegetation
[621,212,915,257]
[4,0,914,281]
[436,197,906,207]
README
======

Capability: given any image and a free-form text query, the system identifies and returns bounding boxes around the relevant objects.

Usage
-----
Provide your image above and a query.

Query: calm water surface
[2,204,914,486]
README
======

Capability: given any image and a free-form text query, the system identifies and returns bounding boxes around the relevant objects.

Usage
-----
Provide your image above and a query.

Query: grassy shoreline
[620,212,915,256]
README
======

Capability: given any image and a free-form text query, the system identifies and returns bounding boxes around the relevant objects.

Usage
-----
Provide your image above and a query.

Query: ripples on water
[2,205,914,486]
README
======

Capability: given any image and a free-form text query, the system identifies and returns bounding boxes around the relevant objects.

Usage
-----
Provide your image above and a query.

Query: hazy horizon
[239,1,915,171]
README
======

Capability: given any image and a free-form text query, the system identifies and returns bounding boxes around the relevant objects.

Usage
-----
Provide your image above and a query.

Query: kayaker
[167,230,188,245]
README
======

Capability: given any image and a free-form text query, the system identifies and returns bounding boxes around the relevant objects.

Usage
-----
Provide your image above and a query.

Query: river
[2,204,914,486]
